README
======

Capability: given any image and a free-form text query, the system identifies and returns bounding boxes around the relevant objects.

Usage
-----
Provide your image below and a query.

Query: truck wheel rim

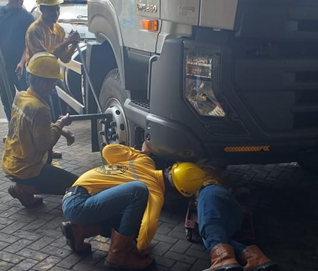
[101,98,128,145]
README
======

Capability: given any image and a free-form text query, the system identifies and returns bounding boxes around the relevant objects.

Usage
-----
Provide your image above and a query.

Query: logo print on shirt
[94,164,128,175]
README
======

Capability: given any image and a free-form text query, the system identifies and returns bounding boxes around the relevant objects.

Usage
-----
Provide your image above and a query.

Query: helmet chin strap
[163,167,174,188]
[167,170,174,188]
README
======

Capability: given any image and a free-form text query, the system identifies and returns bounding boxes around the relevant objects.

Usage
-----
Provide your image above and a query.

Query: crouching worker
[60,143,160,271]
[168,162,280,271]
[2,52,78,208]
[61,143,207,271]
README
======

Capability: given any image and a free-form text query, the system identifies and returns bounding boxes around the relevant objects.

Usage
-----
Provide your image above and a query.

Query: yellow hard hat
[36,0,64,6]
[170,162,205,197]
[27,52,63,80]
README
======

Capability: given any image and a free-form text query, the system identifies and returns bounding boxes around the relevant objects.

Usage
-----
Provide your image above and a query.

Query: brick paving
[0,120,318,271]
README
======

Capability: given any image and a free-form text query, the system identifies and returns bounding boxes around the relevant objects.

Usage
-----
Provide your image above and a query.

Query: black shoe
[8,185,43,208]
[52,150,62,159]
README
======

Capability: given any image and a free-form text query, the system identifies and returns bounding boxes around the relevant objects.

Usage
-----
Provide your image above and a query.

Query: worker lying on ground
[2,53,78,208]
[60,142,206,271]
[175,162,280,271]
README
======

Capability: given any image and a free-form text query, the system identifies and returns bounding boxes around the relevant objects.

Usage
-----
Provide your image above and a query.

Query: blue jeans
[197,185,246,255]
[62,181,149,237]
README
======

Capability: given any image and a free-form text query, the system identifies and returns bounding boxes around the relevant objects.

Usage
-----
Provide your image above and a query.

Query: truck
[60,0,318,169]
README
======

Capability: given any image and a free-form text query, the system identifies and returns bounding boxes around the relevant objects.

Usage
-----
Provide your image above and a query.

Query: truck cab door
[117,0,161,53]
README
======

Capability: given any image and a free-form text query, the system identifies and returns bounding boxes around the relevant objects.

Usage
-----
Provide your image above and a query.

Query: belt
[62,186,88,202]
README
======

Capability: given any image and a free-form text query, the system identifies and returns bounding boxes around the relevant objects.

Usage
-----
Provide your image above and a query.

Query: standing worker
[2,52,78,208]
[0,0,34,121]
[25,0,80,158]
[172,162,280,271]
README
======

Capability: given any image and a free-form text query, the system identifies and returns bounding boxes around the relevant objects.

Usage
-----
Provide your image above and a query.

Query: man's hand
[141,142,151,156]
[65,30,80,46]
[61,128,75,146]
[58,113,72,127]
[15,62,24,80]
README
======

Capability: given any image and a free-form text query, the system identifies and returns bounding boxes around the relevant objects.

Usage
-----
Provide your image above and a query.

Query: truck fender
[88,0,125,86]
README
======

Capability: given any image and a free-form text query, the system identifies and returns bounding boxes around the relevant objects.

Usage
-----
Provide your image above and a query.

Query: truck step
[131,100,150,111]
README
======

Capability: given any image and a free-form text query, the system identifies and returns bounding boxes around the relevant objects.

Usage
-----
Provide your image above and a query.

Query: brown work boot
[105,229,155,270]
[240,245,280,271]
[52,150,62,159]
[8,184,43,208]
[61,222,101,253]
[203,243,243,271]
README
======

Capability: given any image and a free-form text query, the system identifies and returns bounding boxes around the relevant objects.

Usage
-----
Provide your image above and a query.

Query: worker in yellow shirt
[25,0,80,158]
[25,0,80,66]
[2,52,78,208]
[60,143,205,271]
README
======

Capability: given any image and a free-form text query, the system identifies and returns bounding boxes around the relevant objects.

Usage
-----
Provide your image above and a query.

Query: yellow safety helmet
[169,162,205,197]
[27,52,63,80]
[36,0,64,6]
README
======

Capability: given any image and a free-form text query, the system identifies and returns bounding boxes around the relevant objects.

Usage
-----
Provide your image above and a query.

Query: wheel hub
[99,98,128,146]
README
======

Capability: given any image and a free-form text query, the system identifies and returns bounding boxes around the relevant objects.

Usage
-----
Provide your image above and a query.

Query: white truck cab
[64,0,318,169]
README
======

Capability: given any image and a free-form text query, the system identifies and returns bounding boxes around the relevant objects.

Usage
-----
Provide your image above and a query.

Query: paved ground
[0,120,318,271]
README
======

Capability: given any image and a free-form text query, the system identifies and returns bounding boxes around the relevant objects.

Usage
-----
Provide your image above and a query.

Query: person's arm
[32,110,62,152]
[136,192,165,251]
[102,144,146,164]
[53,30,80,63]
[58,43,77,63]
[32,112,71,152]
[141,141,151,156]
[15,50,26,80]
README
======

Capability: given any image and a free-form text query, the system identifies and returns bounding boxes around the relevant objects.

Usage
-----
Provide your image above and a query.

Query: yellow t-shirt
[25,16,69,65]
[2,89,63,179]
[73,144,165,251]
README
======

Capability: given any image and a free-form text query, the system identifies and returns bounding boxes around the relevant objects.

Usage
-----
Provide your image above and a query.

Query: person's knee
[133,182,149,200]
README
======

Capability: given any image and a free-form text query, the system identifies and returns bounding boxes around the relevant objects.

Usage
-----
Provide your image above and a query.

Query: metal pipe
[69,113,110,121]
[76,43,102,113]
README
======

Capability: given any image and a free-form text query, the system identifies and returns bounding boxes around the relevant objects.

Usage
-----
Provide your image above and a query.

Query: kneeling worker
[2,52,78,208]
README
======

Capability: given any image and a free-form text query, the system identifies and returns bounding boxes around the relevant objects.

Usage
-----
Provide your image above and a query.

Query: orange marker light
[142,19,158,31]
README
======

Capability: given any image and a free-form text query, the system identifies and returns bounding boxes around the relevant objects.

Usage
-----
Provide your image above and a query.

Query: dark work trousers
[0,66,28,120]
[10,163,78,195]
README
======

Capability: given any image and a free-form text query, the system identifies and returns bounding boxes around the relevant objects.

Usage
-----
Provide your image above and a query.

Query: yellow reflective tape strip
[224,146,270,152]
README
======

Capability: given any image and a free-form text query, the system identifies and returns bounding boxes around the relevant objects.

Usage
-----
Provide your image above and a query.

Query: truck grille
[234,57,318,132]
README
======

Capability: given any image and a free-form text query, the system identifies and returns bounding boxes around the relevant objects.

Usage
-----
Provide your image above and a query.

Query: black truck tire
[97,69,132,150]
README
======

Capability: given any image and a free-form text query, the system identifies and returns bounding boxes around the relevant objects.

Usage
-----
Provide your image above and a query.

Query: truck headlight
[184,44,226,117]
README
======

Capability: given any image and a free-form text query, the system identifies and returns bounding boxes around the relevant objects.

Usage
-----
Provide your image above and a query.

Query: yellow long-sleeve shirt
[72,144,165,251]
[2,88,63,179]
